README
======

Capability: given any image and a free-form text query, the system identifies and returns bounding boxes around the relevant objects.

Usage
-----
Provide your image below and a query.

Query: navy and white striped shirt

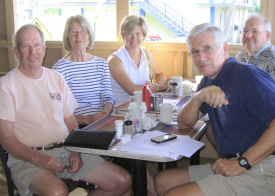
[53,56,115,116]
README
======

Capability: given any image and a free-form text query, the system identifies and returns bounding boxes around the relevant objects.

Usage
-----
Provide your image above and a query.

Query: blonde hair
[120,15,148,41]
[63,15,95,51]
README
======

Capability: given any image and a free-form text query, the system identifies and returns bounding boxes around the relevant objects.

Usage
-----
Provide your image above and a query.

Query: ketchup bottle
[143,81,151,111]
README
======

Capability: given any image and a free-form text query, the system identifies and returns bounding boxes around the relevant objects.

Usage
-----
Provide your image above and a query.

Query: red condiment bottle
[142,81,151,111]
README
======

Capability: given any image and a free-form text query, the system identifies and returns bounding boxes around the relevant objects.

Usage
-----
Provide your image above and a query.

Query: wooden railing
[43,41,243,78]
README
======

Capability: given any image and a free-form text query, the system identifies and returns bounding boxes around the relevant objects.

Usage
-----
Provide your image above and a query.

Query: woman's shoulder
[110,45,125,58]
[53,57,69,69]
[93,56,107,62]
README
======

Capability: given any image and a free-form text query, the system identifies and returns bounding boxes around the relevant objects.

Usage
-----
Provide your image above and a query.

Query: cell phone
[151,134,177,144]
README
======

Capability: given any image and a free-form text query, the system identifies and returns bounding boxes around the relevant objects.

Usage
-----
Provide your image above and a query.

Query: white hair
[186,23,225,49]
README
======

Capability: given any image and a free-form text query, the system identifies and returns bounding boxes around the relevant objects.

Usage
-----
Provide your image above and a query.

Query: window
[16,0,117,41]
[130,0,260,43]
[16,0,260,43]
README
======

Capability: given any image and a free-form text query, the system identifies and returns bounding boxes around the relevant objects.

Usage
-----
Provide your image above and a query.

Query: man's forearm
[1,135,39,164]
[177,96,203,129]
[242,119,275,166]
[0,119,39,164]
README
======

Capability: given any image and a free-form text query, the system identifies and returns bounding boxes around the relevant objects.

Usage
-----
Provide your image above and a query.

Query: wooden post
[116,0,129,41]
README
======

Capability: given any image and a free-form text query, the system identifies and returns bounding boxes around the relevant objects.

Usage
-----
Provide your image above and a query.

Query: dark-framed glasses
[69,29,89,36]
[188,43,219,58]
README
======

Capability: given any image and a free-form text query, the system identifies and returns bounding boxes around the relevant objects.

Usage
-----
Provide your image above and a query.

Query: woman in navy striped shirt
[53,15,115,128]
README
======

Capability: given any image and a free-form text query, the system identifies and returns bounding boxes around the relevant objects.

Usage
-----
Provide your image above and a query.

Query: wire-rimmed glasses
[188,43,219,58]
[242,29,263,35]
[69,29,89,36]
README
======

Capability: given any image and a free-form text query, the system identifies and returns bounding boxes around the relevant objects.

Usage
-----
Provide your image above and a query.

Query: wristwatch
[238,156,252,170]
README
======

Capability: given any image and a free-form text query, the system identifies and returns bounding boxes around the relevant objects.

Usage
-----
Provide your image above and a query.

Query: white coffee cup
[168,76,183,87]
[129,91,143,105]
[129,105,142,120]
[159,103,173,124]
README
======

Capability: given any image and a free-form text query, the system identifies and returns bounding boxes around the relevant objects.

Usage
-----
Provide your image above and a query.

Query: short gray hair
[63,15,95,51]
[186,23,225,49]
[120,15,148,41]
[13,23,45,48]
[245,13,271,33]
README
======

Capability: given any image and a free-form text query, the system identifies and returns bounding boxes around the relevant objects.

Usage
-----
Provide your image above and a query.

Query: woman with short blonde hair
[108,15,169,107]
[120,15,148,41]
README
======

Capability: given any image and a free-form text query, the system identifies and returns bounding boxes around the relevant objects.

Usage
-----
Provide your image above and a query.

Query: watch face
[240,158,247,166]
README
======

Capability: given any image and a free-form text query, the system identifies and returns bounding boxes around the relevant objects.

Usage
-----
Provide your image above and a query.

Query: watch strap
[238,156,252,170]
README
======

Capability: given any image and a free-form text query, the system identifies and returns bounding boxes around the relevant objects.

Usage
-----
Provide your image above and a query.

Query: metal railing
[143,0,193,34]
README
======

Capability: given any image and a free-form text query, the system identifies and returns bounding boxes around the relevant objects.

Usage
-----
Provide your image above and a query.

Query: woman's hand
[91,111,107,123]
[157,77,171,91]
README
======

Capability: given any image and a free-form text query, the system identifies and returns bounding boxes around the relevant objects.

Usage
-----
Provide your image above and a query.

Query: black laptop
[63,129,116,150]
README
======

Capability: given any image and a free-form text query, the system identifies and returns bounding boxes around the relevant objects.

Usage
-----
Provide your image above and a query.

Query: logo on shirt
[50,93,61,101]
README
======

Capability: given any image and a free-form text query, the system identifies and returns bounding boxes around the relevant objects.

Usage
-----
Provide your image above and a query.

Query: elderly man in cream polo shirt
[0,23,132,196]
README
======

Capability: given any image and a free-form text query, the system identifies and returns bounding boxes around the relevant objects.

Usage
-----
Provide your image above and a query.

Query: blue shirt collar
[208,57,237,84]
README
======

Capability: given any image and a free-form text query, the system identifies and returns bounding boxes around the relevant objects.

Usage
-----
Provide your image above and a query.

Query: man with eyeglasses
[236,13,275,79]
[154,23,275,196]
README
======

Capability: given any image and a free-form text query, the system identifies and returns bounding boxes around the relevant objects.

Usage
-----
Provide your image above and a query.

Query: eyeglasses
[125,32,143,37]
[69,29,89,36]
[188,43,219,58]
[242,29,263,35]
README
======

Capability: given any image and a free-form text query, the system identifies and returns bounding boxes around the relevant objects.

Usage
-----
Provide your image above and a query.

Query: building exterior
[16,0,258,43]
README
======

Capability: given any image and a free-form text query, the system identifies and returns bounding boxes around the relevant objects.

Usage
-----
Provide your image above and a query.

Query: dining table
[65,114,206,196]
[115,94,192,117]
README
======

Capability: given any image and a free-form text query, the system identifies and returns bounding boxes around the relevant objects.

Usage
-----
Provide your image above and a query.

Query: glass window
[16,0,260,43]
[16,0,117,41]
[130,0,260,43]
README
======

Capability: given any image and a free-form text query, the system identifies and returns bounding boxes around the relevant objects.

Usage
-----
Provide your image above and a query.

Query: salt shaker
[124,120,134,137]
[115,120,124,139]
[177,84,183,97]
[171,82,178,95]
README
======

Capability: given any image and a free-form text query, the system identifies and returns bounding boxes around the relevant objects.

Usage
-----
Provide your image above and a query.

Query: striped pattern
[53,57,115,116]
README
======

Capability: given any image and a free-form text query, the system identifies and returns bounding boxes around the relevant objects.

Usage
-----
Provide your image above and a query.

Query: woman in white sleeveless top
[108,15,170,107]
